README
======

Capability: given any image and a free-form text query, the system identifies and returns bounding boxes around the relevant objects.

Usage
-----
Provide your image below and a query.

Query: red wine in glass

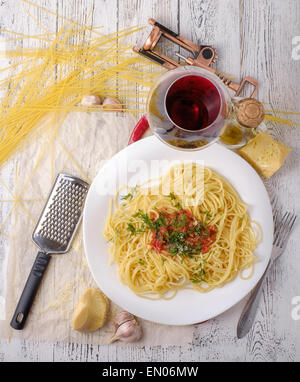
[165,75,221,131]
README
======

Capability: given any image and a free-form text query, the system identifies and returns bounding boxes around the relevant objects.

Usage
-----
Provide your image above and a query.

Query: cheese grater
[10,173,89,330]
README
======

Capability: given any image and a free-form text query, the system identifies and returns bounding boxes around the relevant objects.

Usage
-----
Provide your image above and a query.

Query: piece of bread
[238,132,291,178]
[73,288,109,332]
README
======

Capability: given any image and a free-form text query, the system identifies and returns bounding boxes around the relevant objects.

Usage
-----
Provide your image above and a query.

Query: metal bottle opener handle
[133,18,258,98]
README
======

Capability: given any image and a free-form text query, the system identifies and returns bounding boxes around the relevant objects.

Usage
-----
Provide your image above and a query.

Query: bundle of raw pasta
[0,0,164,166]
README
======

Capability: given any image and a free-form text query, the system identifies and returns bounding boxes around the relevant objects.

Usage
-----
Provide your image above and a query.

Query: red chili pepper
[128,114,150,145]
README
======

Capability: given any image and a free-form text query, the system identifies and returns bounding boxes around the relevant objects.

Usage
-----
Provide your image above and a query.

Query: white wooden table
[1,0,300,362]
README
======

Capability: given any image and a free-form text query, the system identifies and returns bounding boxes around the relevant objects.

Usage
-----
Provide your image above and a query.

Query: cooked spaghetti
[104,163,260,299]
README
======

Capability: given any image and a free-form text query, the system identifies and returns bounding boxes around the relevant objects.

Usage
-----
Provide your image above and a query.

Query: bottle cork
[235,98,265,128]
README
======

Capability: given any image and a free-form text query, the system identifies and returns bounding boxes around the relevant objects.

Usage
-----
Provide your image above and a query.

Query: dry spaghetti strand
[0,2,164,166]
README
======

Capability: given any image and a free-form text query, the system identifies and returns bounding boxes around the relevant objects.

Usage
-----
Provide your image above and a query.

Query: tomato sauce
[148,208,216,257]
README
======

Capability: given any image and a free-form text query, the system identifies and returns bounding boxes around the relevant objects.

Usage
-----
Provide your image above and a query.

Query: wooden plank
[240,0,300,362]
[180,0,240,77]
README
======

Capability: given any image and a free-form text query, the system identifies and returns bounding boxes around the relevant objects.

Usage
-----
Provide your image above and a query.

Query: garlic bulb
[81,94,102,106]
[113,311,135,329]
[109,311,142,343]
[102,97,123,111]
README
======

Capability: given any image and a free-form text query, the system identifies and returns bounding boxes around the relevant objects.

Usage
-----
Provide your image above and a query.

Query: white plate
[83,136,273,326]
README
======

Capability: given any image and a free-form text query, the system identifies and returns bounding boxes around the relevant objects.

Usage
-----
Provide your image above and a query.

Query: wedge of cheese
[238,132,291,178]
[73,288,109,332]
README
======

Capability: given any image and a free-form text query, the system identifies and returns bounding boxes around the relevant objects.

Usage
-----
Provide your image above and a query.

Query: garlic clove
[81,94,102,106]
[113,311,135,329]
[102,97,123,111]
[109,318,143,343]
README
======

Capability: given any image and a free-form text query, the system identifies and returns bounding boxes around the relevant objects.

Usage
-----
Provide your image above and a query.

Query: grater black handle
[10,252,51,330]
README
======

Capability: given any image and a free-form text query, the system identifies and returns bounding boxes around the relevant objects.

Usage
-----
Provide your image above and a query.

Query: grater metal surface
[11,173,89,330]
[33,173,89,254]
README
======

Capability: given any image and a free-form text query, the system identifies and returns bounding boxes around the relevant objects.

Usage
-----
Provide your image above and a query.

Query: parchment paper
[0,111,194,346]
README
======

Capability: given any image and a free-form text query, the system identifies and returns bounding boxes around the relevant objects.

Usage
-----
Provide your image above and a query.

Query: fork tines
[273,212,297,249]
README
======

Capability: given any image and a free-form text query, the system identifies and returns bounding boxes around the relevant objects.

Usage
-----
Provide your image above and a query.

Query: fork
[237,211,297,339]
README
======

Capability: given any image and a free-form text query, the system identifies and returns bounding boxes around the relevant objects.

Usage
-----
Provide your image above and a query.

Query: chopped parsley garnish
[168,192,176,200]
[121,185,139,201]
[136,224,146,234]
[129,207,216,258]
[203,210,212,219]
[127,221,146,236]
[154,215,166,230]
[121,193,134,201]
[190,267,206,283]
[133,210,156,230]
[167,192,182,209]
[127,223,136,235]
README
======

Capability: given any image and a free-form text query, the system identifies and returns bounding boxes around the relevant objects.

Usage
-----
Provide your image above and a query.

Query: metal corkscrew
[133,18,258,98]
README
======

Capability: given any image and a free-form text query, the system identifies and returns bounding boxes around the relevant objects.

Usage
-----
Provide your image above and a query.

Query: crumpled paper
[0,111,194,346]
